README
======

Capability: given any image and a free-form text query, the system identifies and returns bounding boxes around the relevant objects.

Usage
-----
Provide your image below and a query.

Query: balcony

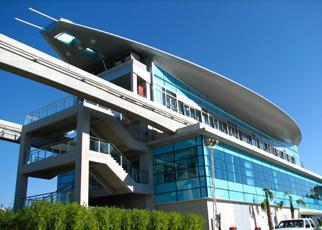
[24,96,78,125]
[24,138,77,164]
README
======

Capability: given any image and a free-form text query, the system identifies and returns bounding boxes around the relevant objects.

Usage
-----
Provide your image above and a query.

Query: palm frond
[263,188,274,200]
[296,199,306,207]
[276,201,284,209]
[261,199,267,211]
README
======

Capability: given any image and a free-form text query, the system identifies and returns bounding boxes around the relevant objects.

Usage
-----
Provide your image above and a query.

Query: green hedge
[0,202,204,230]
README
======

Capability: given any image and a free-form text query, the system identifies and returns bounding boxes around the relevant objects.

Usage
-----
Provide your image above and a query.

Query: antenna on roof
[14,18,44,30]
[28,7,58,22]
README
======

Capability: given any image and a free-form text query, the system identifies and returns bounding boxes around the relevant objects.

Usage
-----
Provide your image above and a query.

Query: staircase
[88,137,150,195]
[90,112,149,153]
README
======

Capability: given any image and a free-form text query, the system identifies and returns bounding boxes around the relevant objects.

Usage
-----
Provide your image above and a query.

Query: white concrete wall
[156,199,302,230]
[207,200,298,230]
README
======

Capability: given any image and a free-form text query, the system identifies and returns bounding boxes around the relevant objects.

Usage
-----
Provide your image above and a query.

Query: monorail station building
[0,16,321,229]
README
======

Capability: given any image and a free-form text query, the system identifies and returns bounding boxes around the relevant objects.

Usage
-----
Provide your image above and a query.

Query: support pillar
[74,106,90,206]
[131,73,138,94]
[13,131,31,210]
[140,151,154,209]
[146,82,151,100]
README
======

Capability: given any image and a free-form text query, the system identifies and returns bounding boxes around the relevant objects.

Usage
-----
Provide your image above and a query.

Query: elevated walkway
[0,119,22,143]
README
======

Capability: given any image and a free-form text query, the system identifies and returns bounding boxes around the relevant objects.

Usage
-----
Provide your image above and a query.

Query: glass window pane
[155,182,176,193]
[176,178,200,190]
[155,192,176,203]
[177,188,201,201]
[229,191,244,202]
[174,139,196,151]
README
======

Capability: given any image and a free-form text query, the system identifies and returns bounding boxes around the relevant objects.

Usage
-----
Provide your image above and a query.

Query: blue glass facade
[205,141,322,210]
[153,136,208,203]
[152,64,300,165]
[153,136,322,211]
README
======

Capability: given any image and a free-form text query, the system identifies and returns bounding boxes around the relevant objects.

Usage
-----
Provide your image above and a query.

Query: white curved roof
[42,19,302,145]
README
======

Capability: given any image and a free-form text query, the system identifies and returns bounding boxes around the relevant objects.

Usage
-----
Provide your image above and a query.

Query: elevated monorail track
[0,34,196,134]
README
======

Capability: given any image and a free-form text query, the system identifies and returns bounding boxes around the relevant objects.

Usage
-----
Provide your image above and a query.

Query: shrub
[0,209,18,230]
[183,213,204,230]
[0,202,204,230]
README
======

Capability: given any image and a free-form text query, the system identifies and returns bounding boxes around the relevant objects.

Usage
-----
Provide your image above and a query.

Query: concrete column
[13,131,31,210]
[131,73,138,94]
[74,106,90,206]
[146,82,151,100]
[140,151,154,209]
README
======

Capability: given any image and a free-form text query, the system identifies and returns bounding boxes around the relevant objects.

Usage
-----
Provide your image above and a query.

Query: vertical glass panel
[243,184,256,194]
[177,188,201,201]
[228,181,243,192]
[176,178,200,190]
[201,187,208,198]
[244,193,257,203]
[154,144,173,154]
[155,192,176,203]
[214,188,229,200]
[229,191,244,202]
[215,179,228,190]
[214,150,225,160]
[174,139,196,150]
[155,182,176,193]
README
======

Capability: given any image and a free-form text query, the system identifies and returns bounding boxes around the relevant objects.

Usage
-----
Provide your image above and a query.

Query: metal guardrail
[0,128,21,142]
[90,136,148,184]
[24,95,132,126]
[24,96,78,125]
[83,99,132,125]
[24,182,74,206]
[24,138,77,164]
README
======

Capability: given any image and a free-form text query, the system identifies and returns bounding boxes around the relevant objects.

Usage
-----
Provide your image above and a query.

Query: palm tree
[283,192,306,219]
[261,188,275,230]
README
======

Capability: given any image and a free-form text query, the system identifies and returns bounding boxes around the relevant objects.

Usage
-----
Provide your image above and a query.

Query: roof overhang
[41,19,302,145]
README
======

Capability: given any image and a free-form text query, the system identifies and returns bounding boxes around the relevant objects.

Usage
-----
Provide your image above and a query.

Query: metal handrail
[89,136,148,183]
[83,99,132,124]
[25,182,74,206]
[24,96,78,124]
[0,129,20,141]
[25,138,77,164]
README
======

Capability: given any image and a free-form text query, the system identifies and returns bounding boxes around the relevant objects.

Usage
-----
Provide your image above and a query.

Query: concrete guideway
[0,119,22,143]
[0,34,196,134]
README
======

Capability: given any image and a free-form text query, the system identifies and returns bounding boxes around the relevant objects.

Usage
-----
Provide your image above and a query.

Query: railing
[83,99,132,125]
[24,95,132,126]
[24,138,77,164]
[89,136,148,184]
[25,182,74,206]
[0,129,21,142]
[156,85,297,165]
[24,96,78,124]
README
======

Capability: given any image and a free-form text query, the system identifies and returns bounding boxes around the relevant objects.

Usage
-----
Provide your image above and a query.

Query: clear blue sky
[0,0,321,207]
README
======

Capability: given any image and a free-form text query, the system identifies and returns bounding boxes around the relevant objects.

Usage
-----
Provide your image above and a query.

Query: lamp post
[205,138,220,230]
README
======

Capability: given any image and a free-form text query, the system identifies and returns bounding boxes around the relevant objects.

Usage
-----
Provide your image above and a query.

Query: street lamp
[205,138,220,230]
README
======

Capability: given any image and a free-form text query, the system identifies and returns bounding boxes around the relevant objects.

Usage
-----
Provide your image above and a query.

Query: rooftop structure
[0,14,321,229]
